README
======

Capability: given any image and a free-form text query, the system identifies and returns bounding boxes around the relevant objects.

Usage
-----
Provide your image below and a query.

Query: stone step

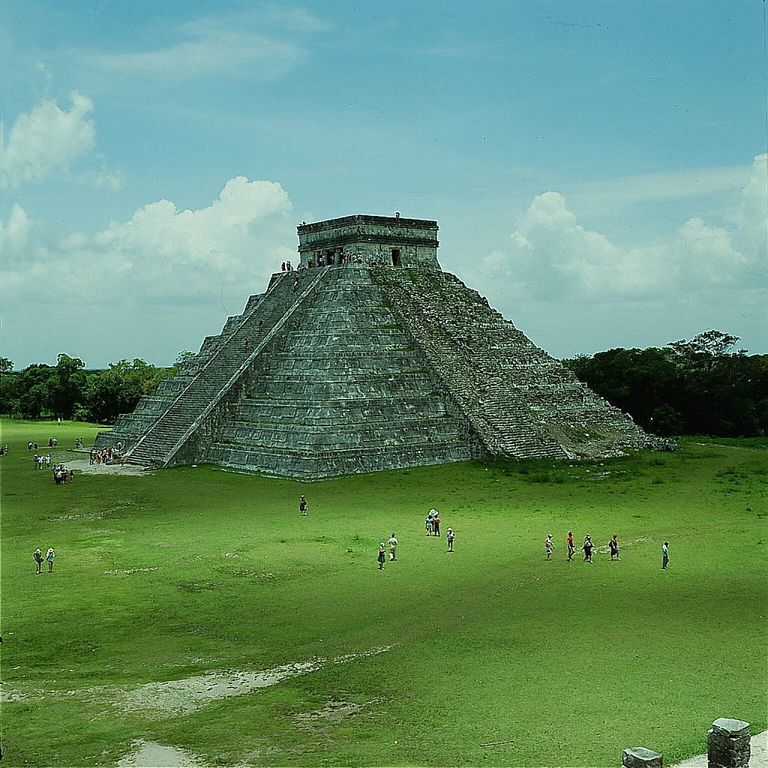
[207,440,473,479]
[220,417,465,448]
[249,376,440,400]
[233,397,449,423]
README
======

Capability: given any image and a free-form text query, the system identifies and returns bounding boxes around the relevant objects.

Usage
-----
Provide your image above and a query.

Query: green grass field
[1,419,766,767]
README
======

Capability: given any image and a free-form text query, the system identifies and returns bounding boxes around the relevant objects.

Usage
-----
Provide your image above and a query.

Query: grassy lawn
[1,419,766,766]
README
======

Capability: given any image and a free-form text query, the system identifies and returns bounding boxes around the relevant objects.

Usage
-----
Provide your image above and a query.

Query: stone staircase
[371,267,656,459]
[96,268,331,466]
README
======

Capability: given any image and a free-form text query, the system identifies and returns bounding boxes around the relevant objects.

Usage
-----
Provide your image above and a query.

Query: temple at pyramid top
[94,213,669,478]
[297,214,440,269]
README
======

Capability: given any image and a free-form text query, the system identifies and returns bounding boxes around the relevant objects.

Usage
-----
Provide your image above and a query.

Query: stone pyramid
[95,215,663,478]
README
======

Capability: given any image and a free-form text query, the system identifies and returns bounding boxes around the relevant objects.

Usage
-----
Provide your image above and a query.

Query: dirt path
[63,457,153,476]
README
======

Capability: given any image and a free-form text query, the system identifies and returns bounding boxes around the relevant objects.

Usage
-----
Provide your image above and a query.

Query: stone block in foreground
[623,746,663,768]
[708,718,750,768]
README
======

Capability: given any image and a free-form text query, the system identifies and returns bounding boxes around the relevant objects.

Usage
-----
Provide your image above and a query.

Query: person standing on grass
[662,541,669,569]
[388,533,398,561]
[33,548,43,575]
[377,542,386,570]
[609,534,620,561]
[432,512,441,537]
[46,548,55,572]
[582,534,593,563]
[545,534,554,560]
[425,513,433,536]
[567,531,575,561]
[299,494,308,516]
[447,528,455,552]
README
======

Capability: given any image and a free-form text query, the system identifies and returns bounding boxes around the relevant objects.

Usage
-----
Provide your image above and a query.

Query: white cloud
[255,5,333,32]
[83,9,327,81]
[0,91,95,189]
[0,203,31,255]
[566,164,754,207]
[733,152,768,262]
[481,153,767,301]
[0,177,294,311]
[92,166,126,192]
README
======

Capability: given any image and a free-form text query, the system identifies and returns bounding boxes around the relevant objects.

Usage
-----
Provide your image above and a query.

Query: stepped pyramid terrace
[95,214,667,478]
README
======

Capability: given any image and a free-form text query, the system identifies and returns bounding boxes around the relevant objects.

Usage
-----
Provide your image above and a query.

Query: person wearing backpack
[33,548,44,575]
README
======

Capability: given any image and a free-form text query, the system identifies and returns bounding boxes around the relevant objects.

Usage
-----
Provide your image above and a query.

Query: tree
[565,347,681,432]
[87,359,166,423]
[0,359,19,414]
[15,365,54,418]
[669,329,741,359]
[49,354,87,419]
[566,331,767,438]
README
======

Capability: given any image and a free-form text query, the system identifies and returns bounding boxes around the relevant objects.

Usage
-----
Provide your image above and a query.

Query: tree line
[0,353,193,423]
[563,330,768,437]
[1,330,766,437]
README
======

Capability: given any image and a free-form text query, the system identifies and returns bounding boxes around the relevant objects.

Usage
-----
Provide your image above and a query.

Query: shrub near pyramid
[95,215,667,478]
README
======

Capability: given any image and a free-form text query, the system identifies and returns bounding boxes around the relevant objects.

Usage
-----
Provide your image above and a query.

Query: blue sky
[1,0,766,368]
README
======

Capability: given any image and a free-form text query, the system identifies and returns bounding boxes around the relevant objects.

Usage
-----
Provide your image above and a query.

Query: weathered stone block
[708,718,750,768]
[622,746,663,768]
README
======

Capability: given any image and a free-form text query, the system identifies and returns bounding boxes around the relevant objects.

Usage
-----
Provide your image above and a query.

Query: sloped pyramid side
[371,267,662,459]
[200,266,479,477]
[94,268,332,464]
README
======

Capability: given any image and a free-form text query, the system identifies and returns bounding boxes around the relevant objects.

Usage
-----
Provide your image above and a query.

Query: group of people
[425,509,456,551]
[378,511,457,569]
[283,251,371,271]
[89,445,122,465]
[304,252,366,269]
[33,547,55,575]
[547,532,670,569]
[377,533,399,569]
[0,444,8,456]
[548,532,618,563]
[425,509,442,536]
[33,453,52,469]
[53,464,75,484]
[26,437,56,449]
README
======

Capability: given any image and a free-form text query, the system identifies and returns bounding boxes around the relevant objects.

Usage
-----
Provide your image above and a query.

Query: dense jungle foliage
[2,330,766,435]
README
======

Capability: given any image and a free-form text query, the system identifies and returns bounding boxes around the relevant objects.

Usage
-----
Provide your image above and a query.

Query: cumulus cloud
[733,152,768,262]
[481,153,767,300]
[0,91,96,188]
[0,177,294,310]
